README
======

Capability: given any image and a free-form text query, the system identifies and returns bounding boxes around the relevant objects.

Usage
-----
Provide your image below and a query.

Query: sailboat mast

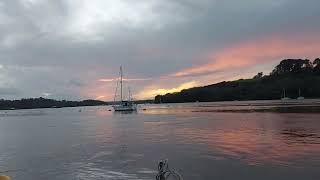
[120,66,123,102]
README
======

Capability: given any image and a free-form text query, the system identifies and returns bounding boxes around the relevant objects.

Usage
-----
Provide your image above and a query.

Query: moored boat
[112,66,137,111]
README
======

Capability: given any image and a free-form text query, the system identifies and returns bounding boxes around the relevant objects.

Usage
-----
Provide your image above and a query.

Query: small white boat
[281,97,291,100]
[281,88,291,100]
[112,66,137,111]
[297,88,305,100]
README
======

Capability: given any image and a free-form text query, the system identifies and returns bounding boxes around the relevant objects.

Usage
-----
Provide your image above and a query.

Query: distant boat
[112,66,137,111]
[297,88,305,100]
[51,106,62,108]
[281,88,291,100]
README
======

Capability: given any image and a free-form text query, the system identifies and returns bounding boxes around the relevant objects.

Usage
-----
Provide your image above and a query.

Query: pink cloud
[172,33,320,78]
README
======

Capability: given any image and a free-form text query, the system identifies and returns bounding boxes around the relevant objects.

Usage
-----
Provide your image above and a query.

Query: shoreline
[2,99,320,113]
[0,104,106,111]
[192,105,320,113]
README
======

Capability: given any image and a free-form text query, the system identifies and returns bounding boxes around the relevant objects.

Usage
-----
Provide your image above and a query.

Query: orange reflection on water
[175,113,320,166]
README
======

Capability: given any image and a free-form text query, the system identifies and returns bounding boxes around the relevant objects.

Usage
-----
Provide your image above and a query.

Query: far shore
[1,98,320,113]
[192,105,320,113]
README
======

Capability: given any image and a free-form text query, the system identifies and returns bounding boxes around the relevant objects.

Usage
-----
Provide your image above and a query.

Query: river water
[0,101,320,180]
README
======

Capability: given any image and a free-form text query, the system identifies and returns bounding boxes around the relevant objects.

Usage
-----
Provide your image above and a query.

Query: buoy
[0,175,11,180]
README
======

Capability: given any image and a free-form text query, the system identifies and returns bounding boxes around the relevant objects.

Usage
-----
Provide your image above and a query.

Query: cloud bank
[1,0,320,100]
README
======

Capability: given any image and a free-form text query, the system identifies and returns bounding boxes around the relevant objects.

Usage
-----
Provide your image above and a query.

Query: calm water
[1,101,320,180]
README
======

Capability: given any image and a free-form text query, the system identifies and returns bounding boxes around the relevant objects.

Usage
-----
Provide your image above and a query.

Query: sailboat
[112,66,137,111]
[297,88,305,100]
[281,88,291,100]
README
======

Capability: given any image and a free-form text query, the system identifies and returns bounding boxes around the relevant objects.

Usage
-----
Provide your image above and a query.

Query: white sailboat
[281,88,291,100]
[112,66,137,111]
[297,88,305,100]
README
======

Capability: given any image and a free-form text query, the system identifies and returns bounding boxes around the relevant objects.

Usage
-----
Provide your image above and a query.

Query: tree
[253,72,263,79]
[313,58,320,74]
[314,58,320,66]
[271,59,313,75]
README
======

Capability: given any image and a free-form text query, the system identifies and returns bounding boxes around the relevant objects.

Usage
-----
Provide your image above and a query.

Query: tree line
[0,98,154,110]
[155,58,320,103]
[0,98,107,110]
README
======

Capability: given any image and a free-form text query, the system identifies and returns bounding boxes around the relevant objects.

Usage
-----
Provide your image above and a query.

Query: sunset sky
[1,0,320,100]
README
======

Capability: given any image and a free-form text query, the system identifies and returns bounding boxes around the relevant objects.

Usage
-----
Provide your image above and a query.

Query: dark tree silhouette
[155,58,320,103]
[0,98,153,110]
[253,72,263,79]
[0,98,107,110]
[271,59,313,75]
[314,58,320,74]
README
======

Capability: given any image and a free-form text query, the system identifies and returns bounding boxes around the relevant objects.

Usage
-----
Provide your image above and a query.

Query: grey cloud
[0,0,319,99]
[0,87,20,96]
[68,79,85,87]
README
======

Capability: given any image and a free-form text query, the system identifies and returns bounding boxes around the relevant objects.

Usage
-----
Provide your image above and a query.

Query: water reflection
[281,128,320,143]
[113,111,138,115]
[1,104,320,180]
[174,113,320,166]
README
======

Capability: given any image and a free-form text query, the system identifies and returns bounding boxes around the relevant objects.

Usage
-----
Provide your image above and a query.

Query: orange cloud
[95,95,106,100]
[172,33,320,78]
[79,84,115,101]
[136,81,197,99]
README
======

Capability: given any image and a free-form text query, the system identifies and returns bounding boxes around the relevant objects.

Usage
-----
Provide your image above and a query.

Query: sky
[1,0,320,101]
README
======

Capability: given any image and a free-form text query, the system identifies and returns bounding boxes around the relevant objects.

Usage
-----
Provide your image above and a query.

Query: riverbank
[0,98,107,110]
[193,105,320,113]
[145,99,320,114]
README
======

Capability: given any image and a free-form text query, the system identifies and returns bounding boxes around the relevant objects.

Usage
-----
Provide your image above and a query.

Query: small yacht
[112,66,137,111]
[281,88,291,100]
[297,88,305,100]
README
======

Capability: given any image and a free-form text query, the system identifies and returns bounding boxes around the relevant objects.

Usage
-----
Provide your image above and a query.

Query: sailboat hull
[113,105,137,111]
[113,102,137,111]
